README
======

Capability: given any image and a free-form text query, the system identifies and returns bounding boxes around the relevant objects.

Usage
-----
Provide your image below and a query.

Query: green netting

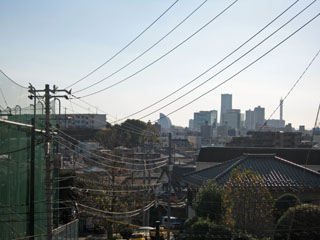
[0,113,55,239]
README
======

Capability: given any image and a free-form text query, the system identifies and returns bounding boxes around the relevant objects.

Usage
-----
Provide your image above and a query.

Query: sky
[0,0,319,129]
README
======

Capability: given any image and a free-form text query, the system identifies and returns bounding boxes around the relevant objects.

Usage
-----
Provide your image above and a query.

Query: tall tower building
[220,94,232,124]
[280,98,283,121]
[254,106,265,129]
[245,109,255,130]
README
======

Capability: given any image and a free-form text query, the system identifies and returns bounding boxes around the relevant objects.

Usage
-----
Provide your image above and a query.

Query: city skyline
[0,0,319,129]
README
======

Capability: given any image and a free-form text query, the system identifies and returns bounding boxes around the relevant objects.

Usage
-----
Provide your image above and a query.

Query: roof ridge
[213,155,247,181]
[275,155,320,176]
[183,156,244,178]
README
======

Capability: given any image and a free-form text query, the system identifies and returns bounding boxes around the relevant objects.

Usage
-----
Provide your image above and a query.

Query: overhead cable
[136,1,317,121]
[54,134,168,165]
[155,12,320,122]
[53,138,168,171]
[113,0,300,123]
[264,47,320,124]
[77,0,239,98]
[65,0,180,89]
[73,0,208,94]
[56,128,168,162]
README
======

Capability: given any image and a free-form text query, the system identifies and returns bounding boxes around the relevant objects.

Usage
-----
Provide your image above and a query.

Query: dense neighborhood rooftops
[184,153,320,190]
[197,146,320,165]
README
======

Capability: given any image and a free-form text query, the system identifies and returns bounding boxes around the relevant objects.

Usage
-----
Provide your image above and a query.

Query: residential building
[195,146,320,171]
[58,113,106,129]
[185,153,320,203]
[220,94,232,124]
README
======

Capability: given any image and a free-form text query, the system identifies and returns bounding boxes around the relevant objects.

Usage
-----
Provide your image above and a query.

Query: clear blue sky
[0,0,319,129]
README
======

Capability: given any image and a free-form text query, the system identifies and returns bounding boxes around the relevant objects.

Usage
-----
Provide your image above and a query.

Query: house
[196,146,320,171]
[184,153,320,203]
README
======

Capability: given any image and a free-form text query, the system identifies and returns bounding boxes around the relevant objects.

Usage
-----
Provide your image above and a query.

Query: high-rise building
[223,109,241,129]
[158,113,172,130]
[220,94,232,124]
[245,109,255,130]
[189,119,194,129]
[193,110,218,130]
[280,98,283,121]
[254,106,265,129]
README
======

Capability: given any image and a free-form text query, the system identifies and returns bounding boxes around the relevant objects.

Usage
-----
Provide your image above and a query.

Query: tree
[273,193,300,223]
[274,204,320,240]
[223,168,274,237]
[193,180,225,224]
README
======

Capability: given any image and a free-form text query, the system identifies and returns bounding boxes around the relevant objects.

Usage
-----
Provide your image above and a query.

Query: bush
[193,180,225,224]
[185,217,233,240]
[119,227,133,239]
[274,204,320,240]
[273,194,300,223]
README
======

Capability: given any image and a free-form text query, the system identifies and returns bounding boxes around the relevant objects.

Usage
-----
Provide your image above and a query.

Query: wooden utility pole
[30,84,71,240]
[28,84,36,240]
[167,133,172,240]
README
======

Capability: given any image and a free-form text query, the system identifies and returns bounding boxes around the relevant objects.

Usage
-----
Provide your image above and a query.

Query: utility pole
[29,84,71,240]
[167,133,172,240]
[28,84,36,240]
[44,84,52,240]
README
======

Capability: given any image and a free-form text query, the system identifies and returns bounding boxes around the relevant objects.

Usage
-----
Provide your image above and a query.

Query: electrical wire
[65,0,180,89]
[73,0,208,94]
[77,200,155,215]
[53,137,168,172]
[76,0,239,98]
[66,99,156,136]
[264,47,320,125]
[134,1,317,122]
[54,134,168,165]
[152,12,320,123]
[112,0,301,124]
[56,128,168,162]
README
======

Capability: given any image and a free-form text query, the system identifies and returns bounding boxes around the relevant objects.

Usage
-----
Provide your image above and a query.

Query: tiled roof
[184,154,320,190]
[197,146,320,165]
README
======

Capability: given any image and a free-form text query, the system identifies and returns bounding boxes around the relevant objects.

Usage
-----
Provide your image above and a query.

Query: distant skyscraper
[223,109,241,129]
[189,119,194,129]
[158,113,172,130]
[220,94,232,124]
[193,110,218,130]
[254,106,265,129]
[245,109,255,130]
[280,98,283,121]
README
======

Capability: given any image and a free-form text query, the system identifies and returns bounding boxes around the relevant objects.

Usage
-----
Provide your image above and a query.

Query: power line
[264,47,320,125]
[76,0,239,98]
[54,134,168,165]
[154,12,320,123]
[53,137,168,172]
[66,98,156,136]
[135,1,317,122]
[73,0,208,94]
[65,0,180,89]
[112,0,300,124]
[56,129,168,162]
